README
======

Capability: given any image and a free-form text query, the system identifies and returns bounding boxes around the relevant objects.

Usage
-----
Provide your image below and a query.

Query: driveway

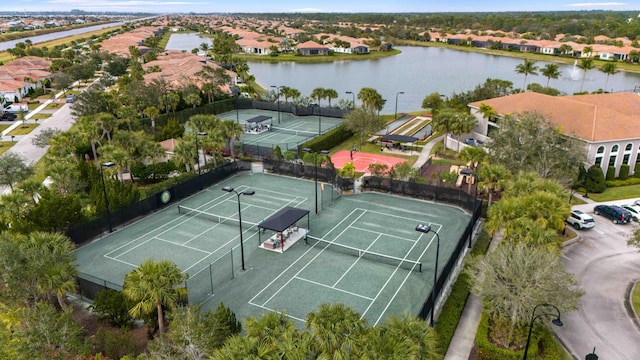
[555,200,640,359]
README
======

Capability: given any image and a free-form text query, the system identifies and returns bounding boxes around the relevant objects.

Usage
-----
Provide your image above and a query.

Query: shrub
[619,164,630,180]
[585,165,606,193]
[90,289,134,328]
[634,163,640,178]
[476,312,529,360]
[606,166,616,181]
[300,123,353,152]
[605,177,640,187]
[93,326,138,359]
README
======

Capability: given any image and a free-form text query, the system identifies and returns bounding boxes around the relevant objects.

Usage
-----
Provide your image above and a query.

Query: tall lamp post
[222,186,255,271]
[415,223,440,327]
[303,148,329,214]
[523,303,563,360]
[194,131,208,175]
[271,85,282,124]
[460,168,479,247]
[394,91,405,120]
[101,162,115,233]
[346,91,355,109]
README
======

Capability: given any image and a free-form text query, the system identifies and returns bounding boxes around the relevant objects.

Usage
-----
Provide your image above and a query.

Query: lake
[165,33,212,55]
[165,33,640,114]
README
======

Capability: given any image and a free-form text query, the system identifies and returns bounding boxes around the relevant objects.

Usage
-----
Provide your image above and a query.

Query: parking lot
[556,199,640,359]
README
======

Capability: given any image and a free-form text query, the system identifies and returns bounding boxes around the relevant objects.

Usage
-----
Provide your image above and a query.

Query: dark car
[593,204,632,224]
[0,112,16,121]
[66,94,76,103]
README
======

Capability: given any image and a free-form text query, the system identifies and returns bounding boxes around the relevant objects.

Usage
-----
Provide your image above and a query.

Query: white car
[621,204,640,221]
[566,210,595,230]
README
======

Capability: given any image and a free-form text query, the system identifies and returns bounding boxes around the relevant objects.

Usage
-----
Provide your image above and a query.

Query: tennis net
[178,205,240,227]
[305,236,422,273]
[271,127,318,138]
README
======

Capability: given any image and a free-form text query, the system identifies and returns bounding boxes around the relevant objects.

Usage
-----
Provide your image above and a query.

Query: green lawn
[580,185,640,202]
[29,113,52,120]
[28,102,41,111]
[43,102,63,111]
[0,124,9,133]
[633,283,640,319]
[236,49,401,63]
[7,123,37,135]
[0,142,14,155]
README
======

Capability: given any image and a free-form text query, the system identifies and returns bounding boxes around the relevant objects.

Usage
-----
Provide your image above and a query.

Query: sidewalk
[413,135,443,169]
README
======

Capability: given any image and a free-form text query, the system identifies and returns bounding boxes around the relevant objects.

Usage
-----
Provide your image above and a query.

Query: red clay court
[331,150,407,174]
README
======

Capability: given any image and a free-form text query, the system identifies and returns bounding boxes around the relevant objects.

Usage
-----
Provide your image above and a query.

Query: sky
[2,1,640,14]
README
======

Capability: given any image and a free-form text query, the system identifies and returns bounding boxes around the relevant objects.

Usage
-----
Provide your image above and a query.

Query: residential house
[466,92,640,177]
[296,41,329,56]
[0,56,51,102]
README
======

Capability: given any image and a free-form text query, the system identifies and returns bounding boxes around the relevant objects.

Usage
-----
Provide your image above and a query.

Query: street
[556,201,640,359]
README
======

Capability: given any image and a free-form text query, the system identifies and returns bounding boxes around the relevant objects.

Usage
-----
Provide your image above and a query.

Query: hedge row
[300,123,354,152]
[436,229,491,355]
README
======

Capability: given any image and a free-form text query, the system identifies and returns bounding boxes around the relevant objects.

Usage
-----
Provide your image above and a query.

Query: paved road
[556,201,640,359]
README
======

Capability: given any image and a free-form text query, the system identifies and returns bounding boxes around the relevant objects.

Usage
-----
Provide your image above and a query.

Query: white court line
[258,210,369,308]
[248,208,363,309]
[350,225,417,243]
[103,256,138,268]
[154,236,212,254]
[332,233,383,288]
[248,302,307,323]
[295,276,374,301]
[372,230,437,326]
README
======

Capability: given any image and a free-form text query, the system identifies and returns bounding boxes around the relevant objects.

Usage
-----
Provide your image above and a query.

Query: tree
[310,87,326,105]
[344,107,385,145]
[51,72,73,95]
[358,87,385,112]
[375,313,441,360]
[599,62,618,92]
[219,120,244,158]
[122,259,188,334]
[449,111,477,152]
[457,146,486,171]
[477,163,510,208]
[280,86,300,103]
[431,107,459,150]
[0,152,33,192]
[577,58,594,92]
[467,243,582,349]
[514,59,539,90]
[421,92,444,114]
[143,106,160,131]
[486,111,586,184]
[91,289,134,328]
[540,63,561,87]
[306,303,367,358]
[585,164,606,193]
[325,88,338,107]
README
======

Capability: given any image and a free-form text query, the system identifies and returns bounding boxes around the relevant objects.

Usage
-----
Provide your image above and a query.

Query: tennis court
[75,172,471,327]
[217,109,344,153]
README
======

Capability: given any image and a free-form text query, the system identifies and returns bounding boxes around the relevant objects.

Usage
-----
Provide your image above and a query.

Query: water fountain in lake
[570,60,581,81]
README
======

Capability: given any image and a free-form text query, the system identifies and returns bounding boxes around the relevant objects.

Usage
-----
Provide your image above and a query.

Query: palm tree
[219,120,244,158]
[306,303,366,358]
[31,232,78,309]
[358,87,385,112]
[123,259,187,333]
[380,313,441,359]
[514,59,539,90]
[173,140,196,172]
[457,146,486,171]
[310,87,325,106]
[450,111,477,152]
[324,88,338,107]
[599,62,618,92]
[143,106,160,131]
[540,63,561,87]
[431,108,459,151]
[478,163,510,208]
[577,58,594,92]
[280,86,300,103]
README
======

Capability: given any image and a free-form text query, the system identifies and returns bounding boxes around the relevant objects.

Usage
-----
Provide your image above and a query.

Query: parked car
[464,138,484,147]
[621,204,640,221]
[566,210,595,230]
[66,94,76,103]
[634,199,640,207]
[593,204,632,224]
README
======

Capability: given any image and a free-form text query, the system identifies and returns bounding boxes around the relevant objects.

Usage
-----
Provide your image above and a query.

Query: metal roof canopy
[246,115,273,123]
[381,134,418,143]
[258,207,310,233]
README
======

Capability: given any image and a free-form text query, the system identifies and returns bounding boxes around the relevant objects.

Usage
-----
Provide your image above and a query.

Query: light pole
[346,91,355,109]
[271,85,281,124]
[415,223,440,327]
[460,168,479,247]
[394,91,404,121]
[194,131,207,175]
[222,186,255,271]
[523,303,563,360]
[303,148,329,214]
[101,162,115,233]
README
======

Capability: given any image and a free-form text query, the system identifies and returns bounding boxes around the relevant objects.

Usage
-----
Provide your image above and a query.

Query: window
[597,146,605,154]
[609,155,617,167]
[595,157,602,166]
[612,144,619,153]
[626,143,633,151]
[624,154,630,164]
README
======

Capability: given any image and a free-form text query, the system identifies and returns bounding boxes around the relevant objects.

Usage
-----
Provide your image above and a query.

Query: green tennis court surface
[75,172,470,327]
